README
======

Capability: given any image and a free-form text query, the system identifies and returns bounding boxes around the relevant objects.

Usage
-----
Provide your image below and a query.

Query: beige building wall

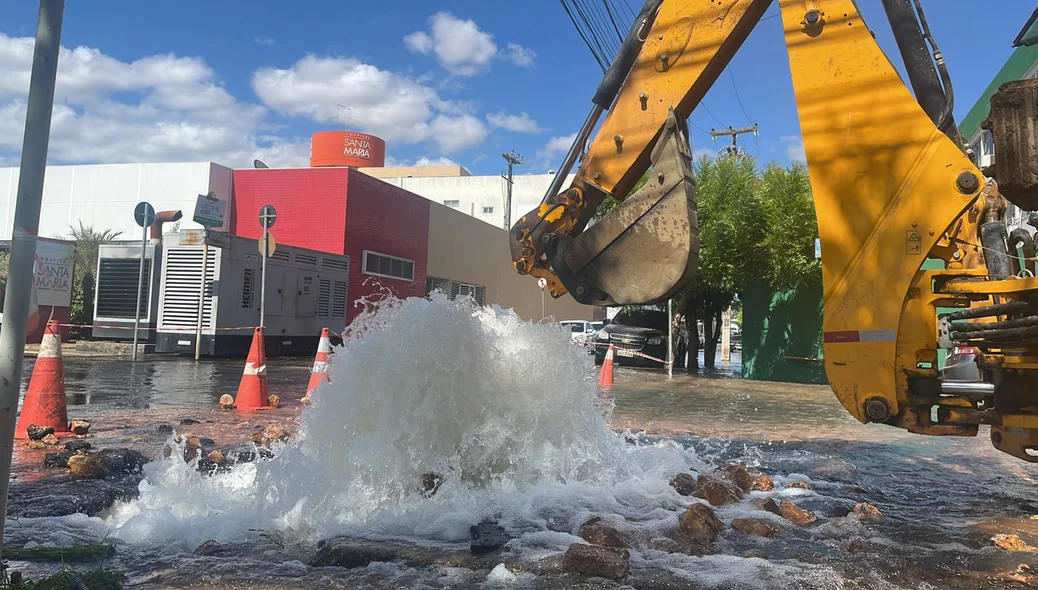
[360,165,471,178]
[426,202,593,322]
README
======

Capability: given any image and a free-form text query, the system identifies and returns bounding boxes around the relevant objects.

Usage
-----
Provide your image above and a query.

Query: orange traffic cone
[598,344,615,387]
[16,319,69,439]
[234,327,269,409]
[304,328,332,398]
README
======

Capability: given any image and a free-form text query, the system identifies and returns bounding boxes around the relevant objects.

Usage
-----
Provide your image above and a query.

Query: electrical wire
[602,0,625,42]
[560,0,608,71]
[700,103,724,126]
[727,67,753,125]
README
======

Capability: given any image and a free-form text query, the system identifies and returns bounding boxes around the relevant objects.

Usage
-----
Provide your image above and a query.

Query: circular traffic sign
[537,277,548,291]
[134,201,156,228]
[258,204,277,229]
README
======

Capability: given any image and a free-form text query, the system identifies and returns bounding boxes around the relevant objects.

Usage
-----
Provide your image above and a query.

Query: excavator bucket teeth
[552,110,698,306]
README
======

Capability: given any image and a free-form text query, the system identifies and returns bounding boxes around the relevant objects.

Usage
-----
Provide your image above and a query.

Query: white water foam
[105,295,699,548]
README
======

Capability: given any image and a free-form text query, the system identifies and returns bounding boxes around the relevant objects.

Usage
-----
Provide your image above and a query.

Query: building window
[426,276,450,297]
[450,280,486,306]
[982,129,994,157]
[363,250,414,281]
[443,200,460,208]
[482,206,494,214]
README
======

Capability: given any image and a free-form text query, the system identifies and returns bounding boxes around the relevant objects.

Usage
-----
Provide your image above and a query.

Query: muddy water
[6,319,1038,589]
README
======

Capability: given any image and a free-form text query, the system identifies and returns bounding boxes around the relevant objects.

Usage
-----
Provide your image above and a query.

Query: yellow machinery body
[510,0,1038,461]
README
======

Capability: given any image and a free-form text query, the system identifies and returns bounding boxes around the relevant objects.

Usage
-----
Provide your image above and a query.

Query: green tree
[757,162,818,290]
[63,223,122,339]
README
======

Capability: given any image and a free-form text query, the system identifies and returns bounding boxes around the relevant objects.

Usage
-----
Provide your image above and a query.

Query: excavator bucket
[550,110,699,306]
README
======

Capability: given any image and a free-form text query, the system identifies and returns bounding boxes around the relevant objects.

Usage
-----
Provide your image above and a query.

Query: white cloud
[782,135,806,163]
[253,55,487,153]
[536,132,577,161]
[486,110,543,133]
[416,156,459,166]
[404,13,535,75]
[254,37,275,46]
[403,31,433,54]
[504,43,536,67]
[0,33,307,167]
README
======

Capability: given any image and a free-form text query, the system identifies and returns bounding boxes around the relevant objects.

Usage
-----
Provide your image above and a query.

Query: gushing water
[106,295,695,547]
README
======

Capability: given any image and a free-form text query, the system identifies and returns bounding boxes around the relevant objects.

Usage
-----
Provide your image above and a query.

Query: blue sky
[0,1,1034,175]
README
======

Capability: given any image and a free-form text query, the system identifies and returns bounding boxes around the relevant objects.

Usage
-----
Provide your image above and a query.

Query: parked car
[559,320,600,346]
[594,309,684,368]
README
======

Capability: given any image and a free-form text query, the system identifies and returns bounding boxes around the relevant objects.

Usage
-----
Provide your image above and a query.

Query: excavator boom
[511,0,1038,462]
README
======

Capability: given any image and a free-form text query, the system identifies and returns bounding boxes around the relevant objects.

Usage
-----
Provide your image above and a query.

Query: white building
[363,166,576,230]
[0,162,232,240]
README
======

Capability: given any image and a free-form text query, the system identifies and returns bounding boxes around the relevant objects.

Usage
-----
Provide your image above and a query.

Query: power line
[601,0,625,42]
[560,0,608,71]
[727,67,753,125]
[700,103,724,126]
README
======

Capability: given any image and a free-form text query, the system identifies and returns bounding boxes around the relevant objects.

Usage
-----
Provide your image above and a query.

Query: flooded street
[5,300,1038,589]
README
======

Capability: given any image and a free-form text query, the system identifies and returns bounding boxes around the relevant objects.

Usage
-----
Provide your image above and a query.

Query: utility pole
[0,0,64,554]
[501,151,524,229]
[709,123,758,155]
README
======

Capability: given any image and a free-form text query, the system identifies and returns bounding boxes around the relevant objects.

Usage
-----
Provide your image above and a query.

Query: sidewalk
[23,341,148,358]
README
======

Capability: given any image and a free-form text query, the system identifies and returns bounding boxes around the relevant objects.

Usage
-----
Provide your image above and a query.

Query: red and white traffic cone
[302,328,332,404]
[598,344,615,387]
[16,319,69,439]
[234,327,269,409]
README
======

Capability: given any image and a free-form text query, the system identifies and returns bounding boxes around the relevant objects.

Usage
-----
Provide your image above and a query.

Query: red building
[231,167,429,323]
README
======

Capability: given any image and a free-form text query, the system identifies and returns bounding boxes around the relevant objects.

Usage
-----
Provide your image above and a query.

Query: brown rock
[742,549,767,559]
[69,420,91,435]
[219,394,235,410]
[207,450,225,465]
[23,440,48,450]
[67,453,108,478]
[731,518,780,538]
[249,431,265,444]
[41,434,59,446]
[994,533,1038,552]
[694,474,743,506]
[720,462,754,492]
[561,543,630,580]
[420,472,443,497]
[579,517,630,549]
[786,480,810,489]
[679,503,724,543]
[749,497,781,516]
[300,394,311,405]
[779,500,817,525]
[262,424,290,446]
[194,539,224,556]
[670,473,697,497]
[648,532,710,556]
[268,394,281,409]
[751,474,774,492]
[852,502,884,523]
[845,539,872,554]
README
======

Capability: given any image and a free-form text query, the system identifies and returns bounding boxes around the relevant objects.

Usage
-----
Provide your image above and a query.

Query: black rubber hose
[980,221,1013,280]
[592,0,662,108]
[1008,227,1036,275]
[879,0,947,128]
[945,301,1030,321]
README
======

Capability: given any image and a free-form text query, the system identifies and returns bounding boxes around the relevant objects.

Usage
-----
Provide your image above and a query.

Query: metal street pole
[541,290,544,320]
[260,225,268,328]
[0,0,64,554]
[667,299,674,378]
[194,232,207,361]
[131,227,147,361]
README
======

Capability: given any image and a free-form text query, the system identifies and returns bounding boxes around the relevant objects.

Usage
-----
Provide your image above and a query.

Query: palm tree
[64,223,123,337]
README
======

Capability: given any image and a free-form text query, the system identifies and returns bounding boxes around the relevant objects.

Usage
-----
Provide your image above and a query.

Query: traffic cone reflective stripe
[598,344,615,387]
[234,327,269,409]
[305,328,333,397]
[16,319,69,439]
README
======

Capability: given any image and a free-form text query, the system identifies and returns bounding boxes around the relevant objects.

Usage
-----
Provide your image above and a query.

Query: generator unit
[93,241,161,341]
[155,230,349,357]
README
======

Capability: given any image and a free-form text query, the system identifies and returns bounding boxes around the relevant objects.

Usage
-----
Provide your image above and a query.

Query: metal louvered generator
[154,230,350,357]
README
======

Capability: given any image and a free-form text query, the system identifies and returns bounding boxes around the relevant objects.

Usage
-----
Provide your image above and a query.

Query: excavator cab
[510,0,1038,462]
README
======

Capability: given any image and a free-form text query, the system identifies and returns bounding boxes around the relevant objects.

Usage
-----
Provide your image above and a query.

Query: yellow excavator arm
[512,0,1038,462]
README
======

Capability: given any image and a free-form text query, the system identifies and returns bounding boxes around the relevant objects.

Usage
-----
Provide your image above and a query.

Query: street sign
[134,202,155,228]
[193,192,226,228]
[259,233,276,257]
[537,277,548,291]
[205,230,232,249]
[259,204,277,229]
